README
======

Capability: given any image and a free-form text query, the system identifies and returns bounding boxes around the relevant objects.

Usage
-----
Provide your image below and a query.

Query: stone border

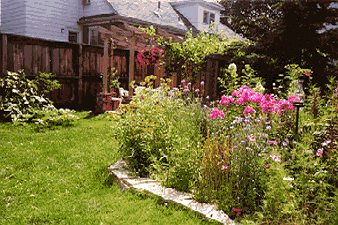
[108,158,238,225]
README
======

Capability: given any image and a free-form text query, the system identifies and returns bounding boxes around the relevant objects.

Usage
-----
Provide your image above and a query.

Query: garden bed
[110,73,338,224]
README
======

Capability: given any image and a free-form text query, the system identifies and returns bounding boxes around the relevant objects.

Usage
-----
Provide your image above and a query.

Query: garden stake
[293,102,304,137]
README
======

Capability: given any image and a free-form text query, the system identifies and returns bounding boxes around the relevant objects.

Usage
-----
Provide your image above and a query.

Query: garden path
[108,158,238,225]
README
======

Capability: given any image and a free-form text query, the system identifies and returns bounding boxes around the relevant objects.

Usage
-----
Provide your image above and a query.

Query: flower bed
[111,68,338,224]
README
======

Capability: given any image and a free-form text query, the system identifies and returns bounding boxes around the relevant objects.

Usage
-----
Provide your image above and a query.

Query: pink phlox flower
[184,85,189,89]
[243,106,256,116]
[268,140,278,145]
[270,153,281,162]
[265,165,271,168]
[201,81,205,85]
[288,95,300,104]
[195,89,200,92]
[181,79,186,83]
[220,95,235,105]
[183,89,189,92]
[316,152,323,157]
[248,134,256,141]
[317,148,324,153]
[322,140,332,146]
[210,108,225,119]
[221,165,228,170]
[250,92,263,103]
[187,83,191,86]
[260,94,277,113]
[233,208,242,212]
[305,73,311,77]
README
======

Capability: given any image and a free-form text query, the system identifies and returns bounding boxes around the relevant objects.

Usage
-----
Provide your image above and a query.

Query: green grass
[0,112,221,225]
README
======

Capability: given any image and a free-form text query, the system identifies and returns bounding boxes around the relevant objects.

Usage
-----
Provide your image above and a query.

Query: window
[203,11,208,24]
[68,31,78,43]
[83,26,89,44]
[210,13,215,23]
[203,11,215,25]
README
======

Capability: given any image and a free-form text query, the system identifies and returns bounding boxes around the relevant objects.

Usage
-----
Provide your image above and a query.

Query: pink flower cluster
[137,46,165,67]
[268,140,278,145]
[233,208,242,216]
[316,139,331,157]
[243,106,256,116]
[216,85,300,116]
[316,148,324,157]
[221,165,228,170]
[270,154,282,163]
[210,108,225,119]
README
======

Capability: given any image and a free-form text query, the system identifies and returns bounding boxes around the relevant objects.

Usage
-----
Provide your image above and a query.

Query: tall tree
[220,0,338,90]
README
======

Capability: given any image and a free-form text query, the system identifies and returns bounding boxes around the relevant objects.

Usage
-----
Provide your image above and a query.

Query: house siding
[1,0,27,35]
[173,3,199,29]
[1,0,115,43]
[197,3,220,32]
[24,0,83,42]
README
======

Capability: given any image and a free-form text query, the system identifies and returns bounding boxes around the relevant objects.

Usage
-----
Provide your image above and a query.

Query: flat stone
[108,158,237,225]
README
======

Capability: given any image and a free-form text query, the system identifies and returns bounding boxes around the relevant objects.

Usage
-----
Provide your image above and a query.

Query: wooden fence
[1,33,230,110]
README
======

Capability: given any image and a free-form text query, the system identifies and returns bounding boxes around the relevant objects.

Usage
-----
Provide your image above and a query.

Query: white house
[0,0,243,44]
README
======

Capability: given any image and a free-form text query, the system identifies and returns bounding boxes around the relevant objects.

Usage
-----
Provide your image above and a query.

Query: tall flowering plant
[201,85,300,220]
[137,45,165,67]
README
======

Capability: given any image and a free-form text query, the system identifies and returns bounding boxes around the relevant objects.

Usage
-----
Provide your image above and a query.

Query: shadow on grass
[83,111,104,120]
[95,166,116,188]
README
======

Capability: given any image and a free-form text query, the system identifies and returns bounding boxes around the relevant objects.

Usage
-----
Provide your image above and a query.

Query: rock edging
[108,158,237,225]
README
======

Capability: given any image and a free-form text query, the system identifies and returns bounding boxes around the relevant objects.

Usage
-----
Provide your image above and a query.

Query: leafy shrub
[111,76,207,192]
[0,70,60,123]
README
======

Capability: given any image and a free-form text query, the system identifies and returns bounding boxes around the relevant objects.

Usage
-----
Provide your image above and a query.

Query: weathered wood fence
[0,33,230,110]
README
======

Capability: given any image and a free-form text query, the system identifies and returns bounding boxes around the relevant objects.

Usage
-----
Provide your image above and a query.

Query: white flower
[283,177,294,181]
[228,63,237,72]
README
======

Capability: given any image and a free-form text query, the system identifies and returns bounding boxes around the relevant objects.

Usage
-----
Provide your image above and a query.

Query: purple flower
[187,98,191,101]
[241,141,246,145]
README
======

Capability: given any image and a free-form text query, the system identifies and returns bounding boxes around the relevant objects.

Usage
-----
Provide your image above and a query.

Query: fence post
[1,34,7,74]
[129,37,136,96]
[78,44,83,106]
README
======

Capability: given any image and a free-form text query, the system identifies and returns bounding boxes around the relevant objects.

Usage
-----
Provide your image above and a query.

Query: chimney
[158,1,160,9]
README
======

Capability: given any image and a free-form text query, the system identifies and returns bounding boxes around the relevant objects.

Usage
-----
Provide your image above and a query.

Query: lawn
[0,112,221,225]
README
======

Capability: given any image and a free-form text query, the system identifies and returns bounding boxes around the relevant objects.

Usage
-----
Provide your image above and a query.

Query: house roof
[217,23,246,41]
[106,0,188,32]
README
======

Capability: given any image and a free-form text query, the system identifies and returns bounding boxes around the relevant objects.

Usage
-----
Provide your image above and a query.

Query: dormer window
[83,0,90,6]
[203,11,215,25]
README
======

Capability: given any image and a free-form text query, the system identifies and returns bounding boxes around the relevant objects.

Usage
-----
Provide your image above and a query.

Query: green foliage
[111,76,207,192]
[220,0,338,91]
[108,67,120,91]
[0,70,59,122]
[139,24,246,80]
[218,63,265,96]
